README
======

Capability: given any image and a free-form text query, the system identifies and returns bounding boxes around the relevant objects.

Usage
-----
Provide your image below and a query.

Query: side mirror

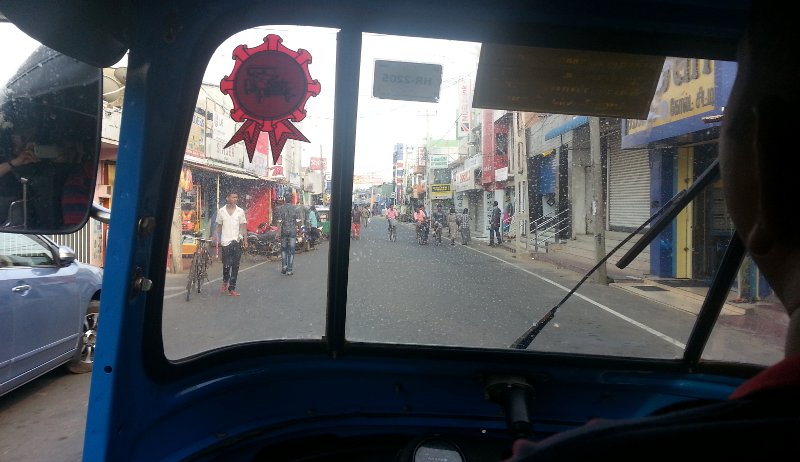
[0,26,102,234]
[57,244,77,265]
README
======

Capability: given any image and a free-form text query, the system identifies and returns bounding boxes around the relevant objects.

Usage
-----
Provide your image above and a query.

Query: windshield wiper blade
[510,159,720,350]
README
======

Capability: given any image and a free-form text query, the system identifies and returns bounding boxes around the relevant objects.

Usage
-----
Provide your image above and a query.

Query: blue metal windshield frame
[69,1,755,460]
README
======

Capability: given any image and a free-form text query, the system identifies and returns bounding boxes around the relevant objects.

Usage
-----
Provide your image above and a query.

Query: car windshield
[144,23,789,367]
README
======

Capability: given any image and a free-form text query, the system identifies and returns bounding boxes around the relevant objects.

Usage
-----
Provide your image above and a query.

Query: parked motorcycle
[246,223,281,258]
[294,223,323,251]
[295,224,307,252]
[300,224,323,251]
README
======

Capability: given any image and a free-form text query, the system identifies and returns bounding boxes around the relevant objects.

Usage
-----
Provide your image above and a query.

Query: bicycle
[186,236,213,301]
[416,220,429,245]
[387,218,397,242]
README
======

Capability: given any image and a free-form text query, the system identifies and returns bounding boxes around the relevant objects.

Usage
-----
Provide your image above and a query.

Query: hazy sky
[203,26,480,181]
[1,23,480,182]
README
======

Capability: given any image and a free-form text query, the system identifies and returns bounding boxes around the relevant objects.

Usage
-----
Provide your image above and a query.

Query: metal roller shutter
[609,148,650,230]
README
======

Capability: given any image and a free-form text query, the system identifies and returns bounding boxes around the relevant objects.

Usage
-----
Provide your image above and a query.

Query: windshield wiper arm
[615,159,720,269]
[510,159,720,350]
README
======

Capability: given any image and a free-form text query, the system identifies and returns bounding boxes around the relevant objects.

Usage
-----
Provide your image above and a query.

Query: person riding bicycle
[414,205,428,243]
[386,203,398,238]
[431,204,446,243]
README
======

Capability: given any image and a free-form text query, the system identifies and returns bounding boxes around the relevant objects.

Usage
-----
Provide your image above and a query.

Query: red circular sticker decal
[221,35,321,163]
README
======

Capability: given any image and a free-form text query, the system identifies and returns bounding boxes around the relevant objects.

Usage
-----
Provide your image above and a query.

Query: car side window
[0,234,54,267]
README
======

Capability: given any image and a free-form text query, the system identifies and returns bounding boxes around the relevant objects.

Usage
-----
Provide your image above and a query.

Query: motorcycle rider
[431,204,446,244]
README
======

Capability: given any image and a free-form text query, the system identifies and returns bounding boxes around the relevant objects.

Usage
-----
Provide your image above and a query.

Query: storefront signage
[628,58,716,136]
[310,157,327,171]
[454,169,475,192]
[430,183,452,199]
[464,155,481,170]
[495,167,508,182]
[458,79,472,137]
[429,155,449,169]
[622,59,734,148]
[186,111,206,158]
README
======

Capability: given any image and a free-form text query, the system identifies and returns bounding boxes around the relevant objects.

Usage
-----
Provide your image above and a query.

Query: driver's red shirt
[730,353,800,399]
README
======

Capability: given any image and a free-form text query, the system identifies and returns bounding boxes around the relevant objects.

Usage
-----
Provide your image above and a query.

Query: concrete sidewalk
[489,236,786,331]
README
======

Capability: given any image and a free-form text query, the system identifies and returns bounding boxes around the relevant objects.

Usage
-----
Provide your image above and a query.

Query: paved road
[161,220,713,360]
[1,218,784,461]
[0,368,90,462]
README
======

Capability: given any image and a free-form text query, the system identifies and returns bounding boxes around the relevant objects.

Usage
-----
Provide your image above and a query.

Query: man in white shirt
[215,192,247,296]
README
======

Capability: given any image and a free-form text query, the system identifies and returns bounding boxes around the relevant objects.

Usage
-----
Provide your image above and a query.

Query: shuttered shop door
[609,148,650,230]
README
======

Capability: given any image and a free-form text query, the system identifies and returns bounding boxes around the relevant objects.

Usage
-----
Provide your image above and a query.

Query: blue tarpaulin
[544,116,589,140]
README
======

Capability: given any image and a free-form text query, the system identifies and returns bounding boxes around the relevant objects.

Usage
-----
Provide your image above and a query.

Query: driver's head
[719,6,800,336]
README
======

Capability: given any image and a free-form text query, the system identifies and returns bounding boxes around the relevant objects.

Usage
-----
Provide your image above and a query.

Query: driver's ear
[747,95,797,255]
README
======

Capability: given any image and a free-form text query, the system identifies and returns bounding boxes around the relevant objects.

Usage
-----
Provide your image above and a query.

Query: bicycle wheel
[198,250,212,293]
[186,256,198,301]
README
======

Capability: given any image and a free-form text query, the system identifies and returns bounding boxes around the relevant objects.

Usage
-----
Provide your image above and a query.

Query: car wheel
[67,300,99,374]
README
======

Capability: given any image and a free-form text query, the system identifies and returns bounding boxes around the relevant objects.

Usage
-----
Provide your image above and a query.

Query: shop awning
[544,116,589,140]
[184,160,263,180]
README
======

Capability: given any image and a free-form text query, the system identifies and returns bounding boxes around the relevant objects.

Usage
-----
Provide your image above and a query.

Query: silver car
[0,233,102,397]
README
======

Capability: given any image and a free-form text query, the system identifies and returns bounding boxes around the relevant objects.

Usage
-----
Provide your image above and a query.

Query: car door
[0,247,15,389]
[2,234,80,383]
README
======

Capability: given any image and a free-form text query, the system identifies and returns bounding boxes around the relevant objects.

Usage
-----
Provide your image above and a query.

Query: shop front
[622,58,738,282]
[453,156,483,236]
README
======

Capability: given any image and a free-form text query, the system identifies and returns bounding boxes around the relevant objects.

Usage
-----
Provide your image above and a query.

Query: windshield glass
[158,25,788,366]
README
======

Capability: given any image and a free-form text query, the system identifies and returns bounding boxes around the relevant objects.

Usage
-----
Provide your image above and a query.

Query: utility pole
[418,110,437,211]
[590,117,607,285]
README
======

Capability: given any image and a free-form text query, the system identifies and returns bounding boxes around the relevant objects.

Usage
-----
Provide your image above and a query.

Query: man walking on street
[489,201,502,246]
[447,207,459,246]
[274,192,300,275]
[458,208,471,245]
[216,192,247,296]
[361,204,371,228]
